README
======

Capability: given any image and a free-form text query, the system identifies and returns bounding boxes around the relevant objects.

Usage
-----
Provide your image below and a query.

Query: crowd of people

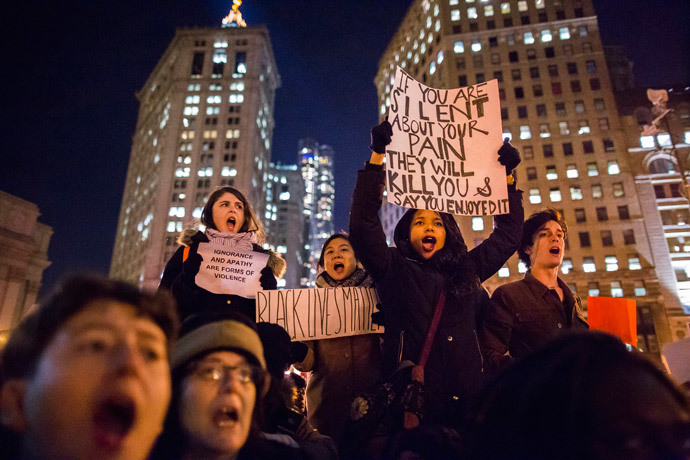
[1,121,689,459]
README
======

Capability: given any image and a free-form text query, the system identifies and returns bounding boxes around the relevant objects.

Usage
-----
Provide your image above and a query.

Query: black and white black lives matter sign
[256,287,384,341]
[386,67,508,216]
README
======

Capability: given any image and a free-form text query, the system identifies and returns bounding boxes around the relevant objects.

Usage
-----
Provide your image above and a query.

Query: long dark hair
[200,186,265,244]
[394,209,480,296]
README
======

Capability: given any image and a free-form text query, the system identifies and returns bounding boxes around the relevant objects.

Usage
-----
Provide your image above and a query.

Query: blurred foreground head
[462,331,690,460]
[0,275,179,460]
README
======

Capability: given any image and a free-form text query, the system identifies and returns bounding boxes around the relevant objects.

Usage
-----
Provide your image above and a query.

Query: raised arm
[349,120,394,281]
[470,139,524,281]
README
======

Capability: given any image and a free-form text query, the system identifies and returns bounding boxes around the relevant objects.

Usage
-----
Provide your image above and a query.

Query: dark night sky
[1,1,688,299]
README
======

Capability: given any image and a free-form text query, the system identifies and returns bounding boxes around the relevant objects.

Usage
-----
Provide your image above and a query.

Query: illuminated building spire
[222,0,247,28]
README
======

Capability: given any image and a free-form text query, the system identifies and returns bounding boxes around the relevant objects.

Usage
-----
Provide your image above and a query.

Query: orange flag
[587,297,637,346]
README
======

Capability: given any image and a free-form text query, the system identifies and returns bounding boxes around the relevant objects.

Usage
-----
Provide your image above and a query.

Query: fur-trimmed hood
[177,229,286,279]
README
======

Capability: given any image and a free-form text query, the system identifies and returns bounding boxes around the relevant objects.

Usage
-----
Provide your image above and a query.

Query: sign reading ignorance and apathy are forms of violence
[256,287,384,341]
[386,67,507,216]
[195,242,270,299]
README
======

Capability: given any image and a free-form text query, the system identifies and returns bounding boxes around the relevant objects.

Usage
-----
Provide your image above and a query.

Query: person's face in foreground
[178,351,257,458]
[323,237,357,281]
[212,192,246,234]
[526,220,565,270]
[14,300,171,460]
[410,210,446,259]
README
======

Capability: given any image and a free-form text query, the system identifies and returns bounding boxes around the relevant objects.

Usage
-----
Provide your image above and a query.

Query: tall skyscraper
[264,162,306,288]
[0,191,52,345]
[374,0,687,354]
[299,138,335,286]
[110,8,280,291]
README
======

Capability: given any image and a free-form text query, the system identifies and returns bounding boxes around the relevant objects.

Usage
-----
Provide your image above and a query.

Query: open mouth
[93,397,136,449]
[549,247,560,255]
[214,406,239,427]
[226,217,236,231]
[333,262,345,273]
[422,236,436,252]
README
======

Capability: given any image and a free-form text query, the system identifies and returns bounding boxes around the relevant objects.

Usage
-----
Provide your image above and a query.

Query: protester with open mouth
[159,186,285,323]
[149,312,307,460]
[294,233,382,448]
[480,208,589,374]
[349,120,524,431]
[0,275,179,460]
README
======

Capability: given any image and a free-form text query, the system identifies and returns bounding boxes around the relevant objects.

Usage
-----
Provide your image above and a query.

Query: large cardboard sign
[195,242,269,299]
[256,287,384,341]
[386,67,507,216]
[587,296,637,346]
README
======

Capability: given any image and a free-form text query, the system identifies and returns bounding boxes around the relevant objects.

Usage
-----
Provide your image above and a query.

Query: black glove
[259,266,277,290]
[497,137,520,175]
[181,250,203,286]
[371,304,385,326]
[370,119,393,154]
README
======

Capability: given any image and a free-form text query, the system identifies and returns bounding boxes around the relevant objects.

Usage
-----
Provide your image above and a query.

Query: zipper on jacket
[473,329,484,374]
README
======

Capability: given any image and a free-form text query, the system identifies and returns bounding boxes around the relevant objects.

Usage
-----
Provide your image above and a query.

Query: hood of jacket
[392,208,468,262]
[177,229,286,279]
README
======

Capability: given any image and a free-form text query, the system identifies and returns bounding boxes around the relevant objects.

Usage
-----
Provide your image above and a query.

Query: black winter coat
[349,163,523,427]
[159,230,279,322]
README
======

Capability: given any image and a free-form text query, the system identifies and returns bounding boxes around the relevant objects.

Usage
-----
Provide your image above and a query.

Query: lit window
[592,184,603,199]
[430,61,437,75]
[502,129,513,141]
[192,207,203,219]
[613,182,625,197]
[471,41,482,52]
[570,186,583,200]
[437,50,444,63]
[559,121,570,135]
[610,281,623,297]
[583,258,596,273]
[501,2,510,13]
[485,5,494,16]
[539,123,551,138]
[587,162,599,176]
[518,0,528,12]
[498,266,510,277]
[588,282,600,296]
[608,161,620,175]
[640,136,655,148]
[685,130,690,144]
[535,0,545,7]
[524,32,534,44]
[578,120,590,134]
[541,29,552,42]
[450,0,459,5]
[559,27,570,40]
[566,164,578,178]
[454,41,465,53]
[468,7,478,19]
[472,216,484,231]
[221,166,237,177]
[529,188,542,204]
[197,167,213,177]
[634,281,647,296]
[549,188,562,202]
[450,9,461,20]
[175,167,191,177]
[657,133,672,147]
[628,256,641,270]
[228,94,244,103]
[546,166,558,180]
[520,125,532,139]
[605,256,619,272]
[518,261,527,273]
[561,258,573,274]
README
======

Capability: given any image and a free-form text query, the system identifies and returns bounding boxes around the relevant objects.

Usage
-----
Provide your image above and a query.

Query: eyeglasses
[191,362,261,385]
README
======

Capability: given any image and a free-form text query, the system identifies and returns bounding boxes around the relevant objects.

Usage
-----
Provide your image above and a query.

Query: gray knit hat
[171,313,266,372]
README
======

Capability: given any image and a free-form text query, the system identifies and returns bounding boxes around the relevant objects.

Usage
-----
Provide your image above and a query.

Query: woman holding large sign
[349,120,523,430]
[160,186,285,322]
[294,233,382,447]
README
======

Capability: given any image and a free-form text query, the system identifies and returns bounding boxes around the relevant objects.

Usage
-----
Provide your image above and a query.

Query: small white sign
[195,242,269,299]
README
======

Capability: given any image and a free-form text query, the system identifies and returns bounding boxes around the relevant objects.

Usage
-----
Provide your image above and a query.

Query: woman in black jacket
[349,121,523,428]
[159,186,285,322]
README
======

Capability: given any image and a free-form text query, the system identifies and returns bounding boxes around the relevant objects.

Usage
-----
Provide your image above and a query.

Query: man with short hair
[0,276,179,460]
[480,208,588,372]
